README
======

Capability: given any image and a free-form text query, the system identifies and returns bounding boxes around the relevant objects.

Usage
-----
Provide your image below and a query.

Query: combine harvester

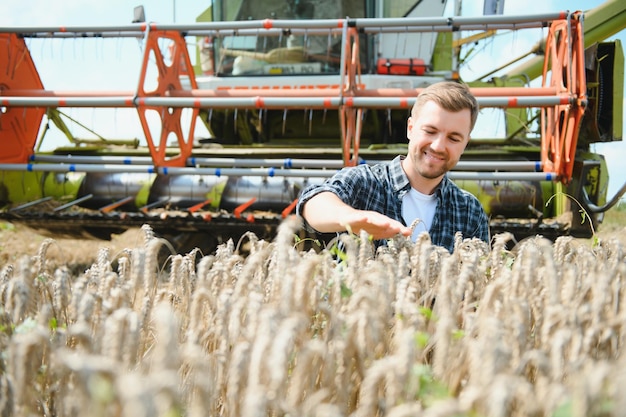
[0,0,624,253]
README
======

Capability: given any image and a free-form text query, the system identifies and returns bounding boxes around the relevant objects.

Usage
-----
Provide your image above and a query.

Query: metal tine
[9,196,53,212]
[100,196,134,214]
[53,194,94,212]
[282,109,288,135]
[139,198,170,214]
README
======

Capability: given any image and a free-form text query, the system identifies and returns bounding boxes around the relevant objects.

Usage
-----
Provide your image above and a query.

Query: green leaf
[415,331,429,349]
[340,282,353,298]
[419,306,433,320]
[551,400,572,417]
[330,245,348,263]
[452,329,465,340]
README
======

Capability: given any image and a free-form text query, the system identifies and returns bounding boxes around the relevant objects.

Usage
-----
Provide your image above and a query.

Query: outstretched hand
[341,210,412,240]
[301,191,412,240]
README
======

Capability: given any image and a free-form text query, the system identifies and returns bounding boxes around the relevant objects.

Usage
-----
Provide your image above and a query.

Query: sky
[1,0,624,200]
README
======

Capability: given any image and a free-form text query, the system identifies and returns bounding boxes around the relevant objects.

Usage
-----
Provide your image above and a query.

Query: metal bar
[183,86,560,98]
[187,27,343,37]
[453,161,542,171]
[14,27,342,39]
[348,95,574,109]
[9,31,147,39]
[0,97,135,107]
[30,155,154,165]
[359,22,548,33]
[6,90,140,97]
[175,21,544,37]
[0,11,567,36]
[158,166,339,178]
[6,86,560,99]
[0,163,157,173]
[22,157,345,170]
[2,162,334,177]
[9,196,53,212]
[26,155,543,172]
[0,25,148,34]
[1,94,574,109]
[188,157,349,169]
[449,172,557,181]
[1,96,340,109]
[191,159,544,171]
[0,163,557,181]
[352,12,568,28]
[53,194,94,212]
[141,96,345,109]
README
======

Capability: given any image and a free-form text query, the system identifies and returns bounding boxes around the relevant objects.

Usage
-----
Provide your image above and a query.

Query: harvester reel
[541,12,586,182]
[136,29,199,167]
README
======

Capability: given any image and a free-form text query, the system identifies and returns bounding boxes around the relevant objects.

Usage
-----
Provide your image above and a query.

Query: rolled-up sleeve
[295,168,365,232]
[294,157,407,237]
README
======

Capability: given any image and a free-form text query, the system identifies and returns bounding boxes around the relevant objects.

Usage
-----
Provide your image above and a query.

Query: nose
[430,135,446,152]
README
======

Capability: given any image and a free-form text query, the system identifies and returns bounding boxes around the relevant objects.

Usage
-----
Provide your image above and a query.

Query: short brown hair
[412,81,479,131]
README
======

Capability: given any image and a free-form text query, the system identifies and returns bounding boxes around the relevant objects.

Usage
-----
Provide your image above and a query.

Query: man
[296,81,489,252]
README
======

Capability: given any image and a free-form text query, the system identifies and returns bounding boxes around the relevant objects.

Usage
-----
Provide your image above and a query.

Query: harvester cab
[0,0,624,255]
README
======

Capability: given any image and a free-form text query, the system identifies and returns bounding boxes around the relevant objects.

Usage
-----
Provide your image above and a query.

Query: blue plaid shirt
[296,156,489,252]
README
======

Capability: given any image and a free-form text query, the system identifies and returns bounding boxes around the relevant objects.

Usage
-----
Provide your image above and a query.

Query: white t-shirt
[402,188,437,241]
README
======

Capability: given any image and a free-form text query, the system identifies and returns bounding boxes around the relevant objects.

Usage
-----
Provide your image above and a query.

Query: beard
[411,146,457,179]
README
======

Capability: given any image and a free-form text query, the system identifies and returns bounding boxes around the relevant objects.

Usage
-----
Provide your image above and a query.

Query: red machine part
[136,28,199,167]
[541,12,587,182]
[0,34,45,163]
[376,58,427,76]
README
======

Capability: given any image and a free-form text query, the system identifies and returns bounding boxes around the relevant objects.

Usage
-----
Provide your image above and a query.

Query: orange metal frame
[339,27,363,167]
[136,28,200,167]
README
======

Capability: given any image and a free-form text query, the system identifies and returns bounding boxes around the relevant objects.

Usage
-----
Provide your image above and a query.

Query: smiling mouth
[423,150,445,161]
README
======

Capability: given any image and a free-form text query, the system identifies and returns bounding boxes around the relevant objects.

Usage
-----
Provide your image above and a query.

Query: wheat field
[1,216,625,417]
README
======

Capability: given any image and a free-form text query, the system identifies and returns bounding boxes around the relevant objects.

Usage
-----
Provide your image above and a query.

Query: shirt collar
[391,155,448,197]
[390,156,411,193]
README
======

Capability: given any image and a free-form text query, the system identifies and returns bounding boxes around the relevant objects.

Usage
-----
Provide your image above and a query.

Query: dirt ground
[0,223,147,274]
[0,209,624,274]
